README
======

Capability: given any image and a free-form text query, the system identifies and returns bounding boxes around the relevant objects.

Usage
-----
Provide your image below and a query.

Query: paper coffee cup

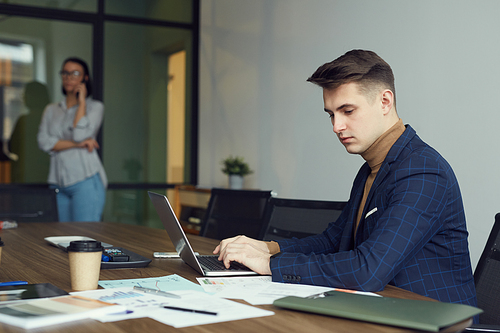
[68,240,103,291]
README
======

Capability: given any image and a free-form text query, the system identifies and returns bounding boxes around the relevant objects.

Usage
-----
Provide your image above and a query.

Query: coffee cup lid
[67,240,103,252]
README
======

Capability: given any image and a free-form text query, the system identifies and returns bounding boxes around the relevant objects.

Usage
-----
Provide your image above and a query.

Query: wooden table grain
[0,222,471,333]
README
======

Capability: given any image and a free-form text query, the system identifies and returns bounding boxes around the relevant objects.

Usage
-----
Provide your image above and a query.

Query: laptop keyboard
[198,255,252,271]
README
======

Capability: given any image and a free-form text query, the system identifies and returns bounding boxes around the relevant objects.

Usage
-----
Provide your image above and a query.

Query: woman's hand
[72,83,87,127]
[77,138,99,152]
[52,138,97,152]
[75,82,87,104]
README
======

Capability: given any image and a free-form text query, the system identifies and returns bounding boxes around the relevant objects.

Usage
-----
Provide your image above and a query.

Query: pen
[0,281,28,287]
[133,286,181,299]
[111,310,134,315]
[162,305,217,316]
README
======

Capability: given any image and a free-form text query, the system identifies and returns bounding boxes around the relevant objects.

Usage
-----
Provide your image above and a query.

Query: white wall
[199,0,500,269]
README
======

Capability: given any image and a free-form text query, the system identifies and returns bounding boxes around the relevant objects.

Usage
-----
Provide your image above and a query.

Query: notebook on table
[273,291,482,332]
[148,191,258,276]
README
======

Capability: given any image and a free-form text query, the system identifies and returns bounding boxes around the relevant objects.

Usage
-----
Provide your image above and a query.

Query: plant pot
[228,175,244,189]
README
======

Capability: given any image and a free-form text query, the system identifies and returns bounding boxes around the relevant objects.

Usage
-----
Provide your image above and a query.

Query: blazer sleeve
[270,152,451,292]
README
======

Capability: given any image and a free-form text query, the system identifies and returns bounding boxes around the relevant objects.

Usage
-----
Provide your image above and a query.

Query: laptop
[148,191,258,276]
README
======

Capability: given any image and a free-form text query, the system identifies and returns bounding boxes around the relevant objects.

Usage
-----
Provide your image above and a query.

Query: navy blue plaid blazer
[272,125,477,308]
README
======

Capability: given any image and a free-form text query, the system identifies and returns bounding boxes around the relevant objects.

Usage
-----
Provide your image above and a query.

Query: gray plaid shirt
[37,98,107,188]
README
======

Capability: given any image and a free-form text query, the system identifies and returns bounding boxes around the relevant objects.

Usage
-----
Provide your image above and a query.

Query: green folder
[273,291,482,332]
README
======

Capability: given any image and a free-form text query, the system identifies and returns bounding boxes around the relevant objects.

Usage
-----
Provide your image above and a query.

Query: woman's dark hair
[61,57,92,97]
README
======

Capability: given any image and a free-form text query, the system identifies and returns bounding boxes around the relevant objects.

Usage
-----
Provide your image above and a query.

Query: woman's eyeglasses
[59,70,82,79]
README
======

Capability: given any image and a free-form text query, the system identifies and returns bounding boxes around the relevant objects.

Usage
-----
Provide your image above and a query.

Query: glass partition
[103,22,193,185]
[103,188,165,228]
[105,0,192,23]
[0,15,92,183]
[4,0,97,12]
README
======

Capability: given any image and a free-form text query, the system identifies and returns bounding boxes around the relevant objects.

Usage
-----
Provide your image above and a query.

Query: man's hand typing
[213,235,272,275]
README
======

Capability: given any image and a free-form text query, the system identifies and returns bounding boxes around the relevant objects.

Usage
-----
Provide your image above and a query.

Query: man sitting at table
[213,49,477,309]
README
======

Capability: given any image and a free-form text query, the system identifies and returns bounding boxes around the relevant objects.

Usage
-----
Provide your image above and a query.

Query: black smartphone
[76,79,86,99]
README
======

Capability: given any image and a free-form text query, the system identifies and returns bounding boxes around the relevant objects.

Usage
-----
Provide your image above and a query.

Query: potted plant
[221,155,253,189]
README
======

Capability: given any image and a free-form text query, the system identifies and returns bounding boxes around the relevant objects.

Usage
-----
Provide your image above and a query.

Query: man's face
[323,82,388,155]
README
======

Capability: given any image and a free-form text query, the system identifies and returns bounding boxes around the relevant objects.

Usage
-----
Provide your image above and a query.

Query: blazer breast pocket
[365,207,378,219]
[361,207,382,235]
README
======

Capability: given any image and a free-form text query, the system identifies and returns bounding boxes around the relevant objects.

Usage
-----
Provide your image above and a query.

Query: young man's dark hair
[307,49,396,107]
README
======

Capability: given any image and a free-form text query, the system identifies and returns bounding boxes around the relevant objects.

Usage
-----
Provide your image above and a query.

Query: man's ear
[380,89,394,115]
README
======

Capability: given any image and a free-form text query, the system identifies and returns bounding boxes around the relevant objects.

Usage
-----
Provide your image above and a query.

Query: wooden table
[0,222,471,332]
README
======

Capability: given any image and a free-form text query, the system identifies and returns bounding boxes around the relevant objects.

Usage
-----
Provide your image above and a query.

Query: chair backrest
[473,213,500,325]
[259,197,347,241]
[199,188,273,240]
[0,185,59,222]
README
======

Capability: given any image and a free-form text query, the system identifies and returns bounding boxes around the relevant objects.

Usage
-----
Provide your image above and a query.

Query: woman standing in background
[38,57,107,222]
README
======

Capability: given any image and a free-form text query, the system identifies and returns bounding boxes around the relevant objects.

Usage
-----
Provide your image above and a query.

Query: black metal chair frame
[0,184,59,222]
[199,188,273,240]
[259,197,346,241]
[465,213,500,332]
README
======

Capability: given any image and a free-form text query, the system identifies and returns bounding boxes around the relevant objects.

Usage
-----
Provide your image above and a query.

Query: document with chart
[72,287,274,328]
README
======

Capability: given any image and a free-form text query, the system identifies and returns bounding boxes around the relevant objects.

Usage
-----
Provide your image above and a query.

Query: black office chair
[199,188,274,240]
[259,197,347,241]
[464,213,500,332]
[0,185,59,222]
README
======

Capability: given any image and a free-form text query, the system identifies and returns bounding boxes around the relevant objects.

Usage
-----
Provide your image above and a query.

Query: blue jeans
[51,173,105,222]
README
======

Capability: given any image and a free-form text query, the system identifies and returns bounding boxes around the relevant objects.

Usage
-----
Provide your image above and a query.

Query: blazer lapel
[339,163,370,250]
[354,125,416,245]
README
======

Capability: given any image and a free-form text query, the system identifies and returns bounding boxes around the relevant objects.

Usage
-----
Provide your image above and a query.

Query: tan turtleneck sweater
[354,118,405,235]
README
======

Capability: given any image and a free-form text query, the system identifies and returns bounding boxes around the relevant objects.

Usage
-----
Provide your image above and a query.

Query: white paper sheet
[98,274,204,292]
[197,277,380,305]
[71,288,273,327]
[197,276,272,293]
[149,290,274,328]
[72,287,171,322]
